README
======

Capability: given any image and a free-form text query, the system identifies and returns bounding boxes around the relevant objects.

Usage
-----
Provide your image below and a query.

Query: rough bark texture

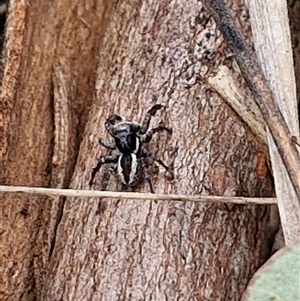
[1,0,114,300]
[1,0,277,301]
[44,0,275,300]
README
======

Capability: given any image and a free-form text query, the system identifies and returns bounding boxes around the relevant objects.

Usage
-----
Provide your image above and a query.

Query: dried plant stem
[203,0,300,244]
[0,185,277,204]
[203,0,300,200]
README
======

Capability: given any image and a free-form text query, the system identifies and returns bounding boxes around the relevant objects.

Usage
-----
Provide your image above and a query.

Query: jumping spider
[89,104,172,192]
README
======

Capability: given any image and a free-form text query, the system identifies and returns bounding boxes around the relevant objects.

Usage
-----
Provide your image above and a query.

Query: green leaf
[242,239,300,301]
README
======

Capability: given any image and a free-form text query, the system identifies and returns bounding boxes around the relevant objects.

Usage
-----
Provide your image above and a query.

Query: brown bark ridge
[0,0,25,173]
[1,0,277,301]
[1,0,114,300]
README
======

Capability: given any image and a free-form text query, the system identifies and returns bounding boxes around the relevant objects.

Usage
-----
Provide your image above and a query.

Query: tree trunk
[1,0,277,300]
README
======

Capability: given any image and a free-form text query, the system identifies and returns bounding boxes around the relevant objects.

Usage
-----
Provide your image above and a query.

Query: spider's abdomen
[117,153,142,187]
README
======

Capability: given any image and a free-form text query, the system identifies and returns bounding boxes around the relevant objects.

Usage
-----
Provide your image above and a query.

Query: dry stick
[0,185,277,205]
[203,0,300,202]
[248,0,300,244]
[208,66,267,148]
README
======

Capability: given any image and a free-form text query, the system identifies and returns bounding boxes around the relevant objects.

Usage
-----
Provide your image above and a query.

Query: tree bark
[1,0,277,301]
[1,0,114,300]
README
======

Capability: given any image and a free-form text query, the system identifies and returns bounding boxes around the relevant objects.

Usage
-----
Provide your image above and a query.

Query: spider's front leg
[139,104,164,135]
[141,125,172,143]
[99,138,116,150]
[89,155,118,186]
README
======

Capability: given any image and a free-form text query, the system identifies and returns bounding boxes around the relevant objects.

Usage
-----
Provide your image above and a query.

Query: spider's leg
[141,148,170,171]
[89,155,118,186]
[95,165,117,215]
[101,165,116,191]
[141,126,172,143]
[139,104,164,135]
[99,138,116,150]
[144,166,154,193]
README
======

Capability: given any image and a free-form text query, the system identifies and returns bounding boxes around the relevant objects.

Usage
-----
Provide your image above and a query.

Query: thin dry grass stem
[0,185,277,204]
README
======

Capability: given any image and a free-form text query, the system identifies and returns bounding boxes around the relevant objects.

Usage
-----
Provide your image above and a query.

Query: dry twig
[203,0,300,201]
[0,185,277,204]
[208,66,267,147]
[203,0,300,243]
[247,0,300,243]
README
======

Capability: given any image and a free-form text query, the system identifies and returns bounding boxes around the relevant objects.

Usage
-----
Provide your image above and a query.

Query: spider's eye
[106,115,123,126]
[132,124,141,134]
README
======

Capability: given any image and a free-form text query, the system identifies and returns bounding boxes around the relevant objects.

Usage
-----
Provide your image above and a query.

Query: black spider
[89,104,172,192]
